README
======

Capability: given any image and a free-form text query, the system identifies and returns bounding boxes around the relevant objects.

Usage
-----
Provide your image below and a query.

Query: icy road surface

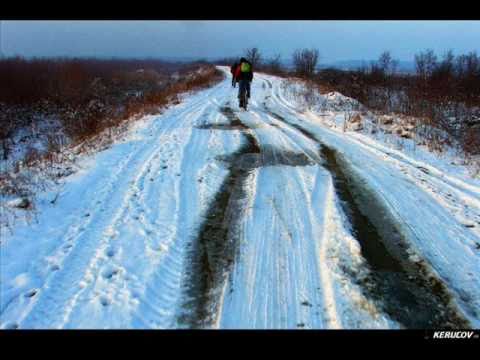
[1,67,479,329]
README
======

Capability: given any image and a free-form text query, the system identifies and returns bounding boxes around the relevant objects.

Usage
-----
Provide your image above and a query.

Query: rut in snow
[195,107,252,131]
[267,110,471,329]
[178,136,258,328]
[179,106,320,328]
[321,146,470,329]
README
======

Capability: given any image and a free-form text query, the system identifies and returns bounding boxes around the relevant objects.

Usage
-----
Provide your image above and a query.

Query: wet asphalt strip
[264,109,471,329]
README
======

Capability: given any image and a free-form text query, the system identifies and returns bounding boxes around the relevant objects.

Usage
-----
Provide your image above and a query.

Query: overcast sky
[2,20,480,62]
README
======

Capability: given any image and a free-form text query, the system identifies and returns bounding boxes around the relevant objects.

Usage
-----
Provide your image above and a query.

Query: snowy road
[1,67,479,329]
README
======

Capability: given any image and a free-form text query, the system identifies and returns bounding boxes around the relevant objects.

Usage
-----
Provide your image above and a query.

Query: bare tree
[266,54,283,74]
[415,49,437,80]
[433,50,455,83]
[378,51,398,76]
[244,47,262,68]
[292,48,319,79]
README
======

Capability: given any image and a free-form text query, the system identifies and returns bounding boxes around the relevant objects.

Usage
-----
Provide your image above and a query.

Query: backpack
[241,62,251,73]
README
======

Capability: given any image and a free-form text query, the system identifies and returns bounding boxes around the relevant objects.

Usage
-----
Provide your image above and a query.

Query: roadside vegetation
[316,50,480,158]
[0,57,223,225]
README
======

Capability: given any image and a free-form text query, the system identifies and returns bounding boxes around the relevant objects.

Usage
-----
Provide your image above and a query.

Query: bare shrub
[463,127,480,155]
[315,49,480,162]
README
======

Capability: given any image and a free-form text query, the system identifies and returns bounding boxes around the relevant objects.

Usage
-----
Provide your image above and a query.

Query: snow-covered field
[1,67,479,329]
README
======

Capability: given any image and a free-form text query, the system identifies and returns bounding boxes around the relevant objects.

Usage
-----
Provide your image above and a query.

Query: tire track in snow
[14,82,228,328]
[126,105,215,328]
[179,107,260,328]
[239,107,389,328]
[333,134,480,238]
[8,141,145,328]
[262,104,472,328]
[262,83,480,326]
[217,107,333,328]
[62,107,209,328]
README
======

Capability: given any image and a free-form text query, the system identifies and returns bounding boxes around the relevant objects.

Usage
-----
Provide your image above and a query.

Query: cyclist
[234,57,253,109]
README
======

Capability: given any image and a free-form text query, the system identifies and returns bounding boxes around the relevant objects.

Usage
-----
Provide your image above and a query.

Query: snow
[1,80,243,328]
[263,73,480,327]
[1,67,479,329]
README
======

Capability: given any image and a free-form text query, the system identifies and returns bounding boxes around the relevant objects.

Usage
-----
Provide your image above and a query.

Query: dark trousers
[232,76,236,87]
[238,80,251,99]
